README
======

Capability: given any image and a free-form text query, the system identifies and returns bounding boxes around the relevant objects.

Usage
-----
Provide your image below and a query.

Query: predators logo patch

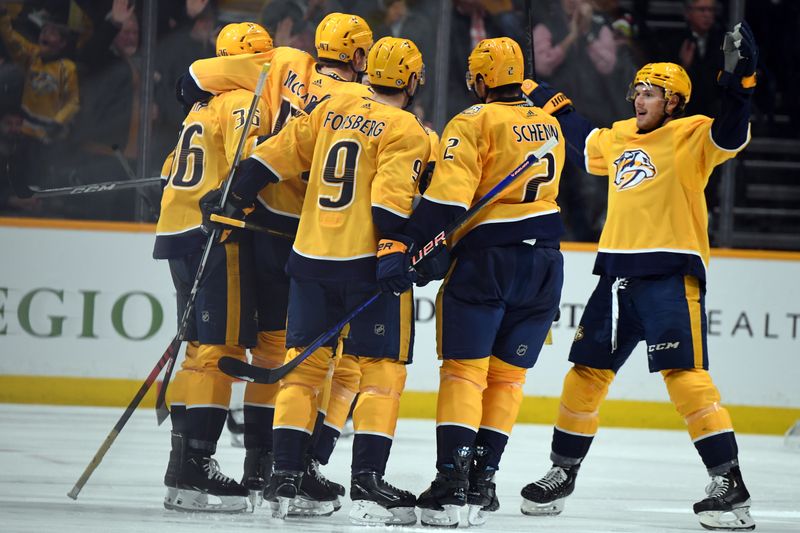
[612,149,657,191]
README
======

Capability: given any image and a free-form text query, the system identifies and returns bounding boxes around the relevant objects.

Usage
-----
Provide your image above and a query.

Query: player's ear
[665,94,681,116]
[353,48,367,73]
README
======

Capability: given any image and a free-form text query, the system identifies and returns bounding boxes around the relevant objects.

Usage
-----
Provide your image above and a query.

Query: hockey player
[519,22,758,531]
[155,21,272,513]
[395,37,565,528]
[205,36,430,525]
[189,14,375,514]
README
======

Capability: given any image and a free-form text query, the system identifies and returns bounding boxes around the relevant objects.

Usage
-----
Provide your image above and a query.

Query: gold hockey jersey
[585,115,750,280]
[0,13,79,139]
[249,93,431,281]
[154,89,271,259]
[410,100,565,250]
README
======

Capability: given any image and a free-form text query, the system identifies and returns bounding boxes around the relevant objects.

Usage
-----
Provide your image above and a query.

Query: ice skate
[693,467,755,531]
[467,446,499,526]
[268,469,303,519]
[162,432,208,512]
[520,464,580,516]
[281,457,338,517]
[349,471,417,526]
[241,448,272,509]
[417,446,473,527]
[169,454,248,513]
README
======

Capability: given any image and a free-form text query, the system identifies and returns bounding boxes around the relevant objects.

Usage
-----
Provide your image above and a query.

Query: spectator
[533,0,626,241]
[661,0,725,117]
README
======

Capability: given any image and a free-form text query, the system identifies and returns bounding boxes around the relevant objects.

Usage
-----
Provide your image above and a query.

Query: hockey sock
[311,354,360,464]
[474,428,508,471]
[186,407,227,449]
[436,424,477,470]
[243,404,274,450]
[273,428,311,472]
[170,404,187,434]
[662,368,738,474]
[312,424,341,465]
[352,433,392,476]
[551,365,614,466]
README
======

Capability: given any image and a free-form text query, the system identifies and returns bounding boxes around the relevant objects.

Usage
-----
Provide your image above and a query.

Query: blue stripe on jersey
[249,204,300,234]
[593,252,706,283]
[287,251,376,282]
[153,229,206,259]
[454,212,565,253]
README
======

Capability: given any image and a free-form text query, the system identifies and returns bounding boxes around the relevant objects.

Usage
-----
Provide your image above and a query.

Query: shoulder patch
[460,104,484,115]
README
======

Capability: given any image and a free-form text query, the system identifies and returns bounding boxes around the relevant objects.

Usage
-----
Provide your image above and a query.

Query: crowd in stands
[0,0,797,242]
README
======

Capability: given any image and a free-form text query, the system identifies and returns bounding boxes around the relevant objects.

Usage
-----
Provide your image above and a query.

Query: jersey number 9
[318,139,360,210]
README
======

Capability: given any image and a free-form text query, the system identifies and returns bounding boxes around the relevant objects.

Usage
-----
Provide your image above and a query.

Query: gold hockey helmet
[216,22,273,56]
[315,13,373,63]
[466,37,524,90]
[367,36,425,90]
[627,62,692,104]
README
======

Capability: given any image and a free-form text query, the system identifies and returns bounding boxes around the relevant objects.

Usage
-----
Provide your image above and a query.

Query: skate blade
[273,497,290,519]
[698,505,756,531]
[248,489,263,511]
[520,496,565,516]
[420,504,461,527]
[164,489,246,513]
[349,500,417,526]
[287,496,335,517]
[468,504,491,526]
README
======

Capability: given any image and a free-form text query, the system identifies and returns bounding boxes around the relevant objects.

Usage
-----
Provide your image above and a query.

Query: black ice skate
[279,457,339,518]
[417,446,473,527]
[349,471,417,526]
[520,463,580,516]
[167,453,248,513]
[467,446,500,526]
[241,448,272,509]
[268,469,303,519]
[693,467,755,531]
[163,433,208,511]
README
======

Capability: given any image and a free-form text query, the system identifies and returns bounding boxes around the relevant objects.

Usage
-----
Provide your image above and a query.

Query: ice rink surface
[0,404,797,533]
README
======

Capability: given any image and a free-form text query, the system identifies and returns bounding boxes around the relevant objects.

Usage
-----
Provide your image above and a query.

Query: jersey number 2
[522,153,555,202]
[318,140,360,210]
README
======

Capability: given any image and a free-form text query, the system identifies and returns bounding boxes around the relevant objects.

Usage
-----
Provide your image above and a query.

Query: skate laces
[309,459,331,486]
[536,466,567,491]
[705,475,729,499]
[203,458,236,484]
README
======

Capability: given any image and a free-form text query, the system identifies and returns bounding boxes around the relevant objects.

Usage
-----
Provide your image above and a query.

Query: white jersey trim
[292,247,375,261]
[188,64,216,94]
[584,128,601,173]
[257,196,301,219]
[354,430,394,440]
[372,203,410,219]
[242,401,275,409]
[250,154,286,182]
[436,422,478,432]
[478,425,511,437]
[422,195,470,210]
[323,421,343,432]
[597,246,708,271]
[186,403,228,410]
[156,224,203,237]
[555,425,597,437]
[273,424,313,435]
[692,428,734,443]
[708,123,752,153]
[472,208,560,226]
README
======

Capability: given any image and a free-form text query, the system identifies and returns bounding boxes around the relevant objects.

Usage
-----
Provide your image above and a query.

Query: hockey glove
[413,239,451,287]
[718,21,758,92]
[231,157,280,204]
[522,79,573,116]
[199,188,251,241]
[376,235,418,294]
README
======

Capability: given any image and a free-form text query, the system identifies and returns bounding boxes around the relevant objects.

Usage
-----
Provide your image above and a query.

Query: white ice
[0,404,798,532]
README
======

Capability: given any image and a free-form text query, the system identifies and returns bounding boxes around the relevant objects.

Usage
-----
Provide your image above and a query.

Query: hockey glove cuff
[376,234,418,294]
[522,79,573,115]
[231,157,280,205]
[199,188,252,241]
[413,239,451,287]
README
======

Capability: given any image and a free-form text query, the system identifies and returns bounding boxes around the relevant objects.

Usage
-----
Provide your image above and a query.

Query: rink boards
[1,217,799,434]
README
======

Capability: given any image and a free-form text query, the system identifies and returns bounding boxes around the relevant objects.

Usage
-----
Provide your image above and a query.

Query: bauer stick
[209,213,295,240]
[524,0,536,80]
[218,135,560,385]
[67,63,270,501]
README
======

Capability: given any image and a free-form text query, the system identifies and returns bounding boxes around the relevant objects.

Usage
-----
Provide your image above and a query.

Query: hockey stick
[209,213,295,240]
[154,62,271,425]
[524,0,536,80]
[8,175,162,199]
[66,64,271,501]
[218,136,560,384]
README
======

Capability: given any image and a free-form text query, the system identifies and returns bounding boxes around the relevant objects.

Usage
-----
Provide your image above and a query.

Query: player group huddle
[153,12,759,532]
